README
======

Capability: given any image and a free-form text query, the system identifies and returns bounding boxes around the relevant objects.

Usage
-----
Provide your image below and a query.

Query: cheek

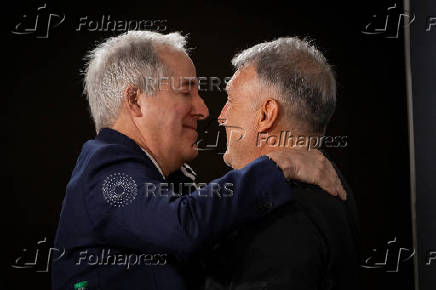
[163,106,188,131]
[226,127,244,150]
[236,119,257,146]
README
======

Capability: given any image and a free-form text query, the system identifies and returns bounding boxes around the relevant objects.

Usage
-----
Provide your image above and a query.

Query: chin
[183,145,198,162]
[223,152,234,168]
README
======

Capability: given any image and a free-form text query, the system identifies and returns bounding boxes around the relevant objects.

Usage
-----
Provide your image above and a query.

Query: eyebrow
[181,78,198,89]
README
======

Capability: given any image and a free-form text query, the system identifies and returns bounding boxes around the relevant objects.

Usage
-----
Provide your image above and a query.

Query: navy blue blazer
[52,128,296,290]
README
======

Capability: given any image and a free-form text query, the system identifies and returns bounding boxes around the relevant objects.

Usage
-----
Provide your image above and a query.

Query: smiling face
[138,47,209,172]
[218,65,266,169]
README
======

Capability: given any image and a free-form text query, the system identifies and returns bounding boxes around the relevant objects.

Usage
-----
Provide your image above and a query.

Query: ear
[123,85,143,118]
[258,98,279,132]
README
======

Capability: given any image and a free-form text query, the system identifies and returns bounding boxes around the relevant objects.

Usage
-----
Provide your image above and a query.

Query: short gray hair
[83,30,187,133]
[232,37,336,134]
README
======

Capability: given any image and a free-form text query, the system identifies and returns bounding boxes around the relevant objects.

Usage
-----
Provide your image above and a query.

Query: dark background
[410,0,436,288]
[5,0,433,289]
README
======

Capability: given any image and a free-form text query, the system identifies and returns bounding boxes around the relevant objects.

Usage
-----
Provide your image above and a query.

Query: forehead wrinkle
[156,45,195,77]
[237,68,261,96]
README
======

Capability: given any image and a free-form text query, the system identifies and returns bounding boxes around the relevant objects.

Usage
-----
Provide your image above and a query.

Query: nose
[218,102,228,126]
[192,93,209,120]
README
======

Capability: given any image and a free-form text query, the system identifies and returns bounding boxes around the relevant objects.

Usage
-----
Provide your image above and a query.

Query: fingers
[328,161,347,201]
[337,182,347,201]
[313,153,347,200]
[266,149,348,200]
[320,180,339,197]
[327,166,347,200]
[282,164,297,180]
[318,176,346,199]
[318,173,339,197]
[267,151,297,180]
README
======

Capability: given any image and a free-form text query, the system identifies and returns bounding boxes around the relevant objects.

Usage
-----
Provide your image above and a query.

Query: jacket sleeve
[84,144,294,259]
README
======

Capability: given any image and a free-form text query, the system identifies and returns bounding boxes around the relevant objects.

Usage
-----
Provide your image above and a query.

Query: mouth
[183,125,199,148]
[183,125,197,131]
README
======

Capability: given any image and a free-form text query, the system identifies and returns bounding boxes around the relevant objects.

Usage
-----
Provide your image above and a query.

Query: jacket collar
[96,127,141,150]
[95,127,166,181]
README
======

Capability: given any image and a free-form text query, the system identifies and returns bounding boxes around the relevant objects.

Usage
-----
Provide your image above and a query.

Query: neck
[112,115,173,177]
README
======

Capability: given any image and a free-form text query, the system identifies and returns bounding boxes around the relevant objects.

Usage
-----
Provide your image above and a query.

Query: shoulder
[292,181,357,236]
[247,199,326,252]
[71,139,163,192]
[83,139,145,164]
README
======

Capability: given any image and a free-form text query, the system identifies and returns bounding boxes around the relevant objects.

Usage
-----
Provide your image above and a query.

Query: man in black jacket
[205,37,360,289]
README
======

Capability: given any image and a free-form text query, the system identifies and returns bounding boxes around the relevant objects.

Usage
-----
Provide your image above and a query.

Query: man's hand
[266,149,347,200]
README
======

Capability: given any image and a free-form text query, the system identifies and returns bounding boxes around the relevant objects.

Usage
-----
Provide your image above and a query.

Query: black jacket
[204,166,360,290]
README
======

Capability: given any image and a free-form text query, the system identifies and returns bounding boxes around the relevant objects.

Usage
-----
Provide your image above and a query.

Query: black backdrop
[5,0,428,289]
[410,0,436,289]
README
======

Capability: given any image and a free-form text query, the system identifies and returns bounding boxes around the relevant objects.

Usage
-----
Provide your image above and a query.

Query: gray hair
[232,37,336,134]
[83,30,188,133]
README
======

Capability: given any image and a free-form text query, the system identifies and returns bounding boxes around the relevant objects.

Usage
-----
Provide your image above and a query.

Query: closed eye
[180,91,191,96]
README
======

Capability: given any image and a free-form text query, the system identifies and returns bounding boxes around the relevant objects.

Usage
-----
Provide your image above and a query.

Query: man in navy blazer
[52,31,346,290]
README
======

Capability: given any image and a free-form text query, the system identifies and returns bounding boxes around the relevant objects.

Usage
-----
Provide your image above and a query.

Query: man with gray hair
[205,37,360,289]
[52,31,347,290]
